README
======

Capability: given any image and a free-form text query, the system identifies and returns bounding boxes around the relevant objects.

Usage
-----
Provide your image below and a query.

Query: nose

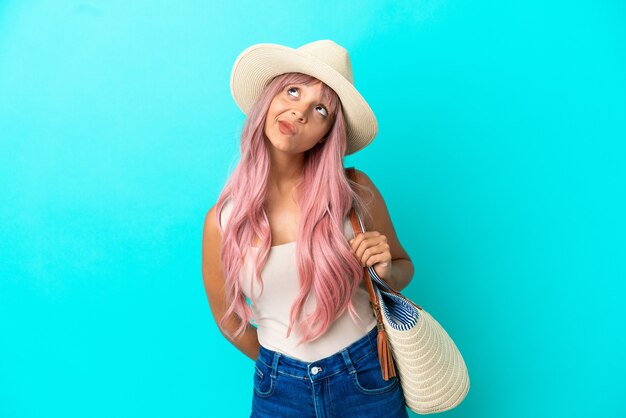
[290,107,306,123]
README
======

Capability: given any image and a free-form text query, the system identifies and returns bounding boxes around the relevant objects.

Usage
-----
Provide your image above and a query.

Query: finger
[365,252,391,268]
[361,242,390,266]
[349,231,374,248]
[354,235,387,259]
[348,232,361,250]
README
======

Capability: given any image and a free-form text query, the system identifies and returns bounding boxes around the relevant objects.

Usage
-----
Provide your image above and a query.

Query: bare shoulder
[202,203,224,286]
[350,168,385,224]
[203,204,221,243]
[351,168,376,195]
[350,168,411,262]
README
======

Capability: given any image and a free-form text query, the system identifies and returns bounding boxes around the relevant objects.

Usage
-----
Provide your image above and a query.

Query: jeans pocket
[351,350,399,395]
[253,360,276,398]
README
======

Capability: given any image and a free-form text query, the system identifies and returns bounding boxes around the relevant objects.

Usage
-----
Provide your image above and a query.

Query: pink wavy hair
[214,72,371,345]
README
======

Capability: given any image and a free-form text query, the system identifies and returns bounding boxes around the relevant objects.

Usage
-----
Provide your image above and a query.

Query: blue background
[1,1,624,417]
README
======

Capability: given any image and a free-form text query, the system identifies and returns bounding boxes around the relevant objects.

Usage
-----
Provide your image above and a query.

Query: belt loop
[340,349,356,374]
[270,352,280,379]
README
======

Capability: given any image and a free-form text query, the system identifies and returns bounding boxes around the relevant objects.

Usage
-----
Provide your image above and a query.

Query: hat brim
[230,43,377,156]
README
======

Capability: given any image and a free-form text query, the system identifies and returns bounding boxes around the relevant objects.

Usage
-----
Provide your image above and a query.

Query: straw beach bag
[346,167,470,414]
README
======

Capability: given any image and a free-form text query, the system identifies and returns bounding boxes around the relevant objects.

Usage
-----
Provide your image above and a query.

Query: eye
[315,105,329,118]
[287,87,299,97]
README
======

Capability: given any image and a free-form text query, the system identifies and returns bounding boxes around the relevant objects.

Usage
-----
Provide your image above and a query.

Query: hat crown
[297,40,354,84]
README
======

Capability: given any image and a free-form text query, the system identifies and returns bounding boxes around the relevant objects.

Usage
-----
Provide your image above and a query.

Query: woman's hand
[349,231,392,281]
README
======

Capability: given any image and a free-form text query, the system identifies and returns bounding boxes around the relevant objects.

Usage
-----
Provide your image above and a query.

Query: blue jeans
[250,325,409,417]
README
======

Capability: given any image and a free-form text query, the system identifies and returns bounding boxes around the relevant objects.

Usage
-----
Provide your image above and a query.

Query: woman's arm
[349,169,414,292]
[201,205,260,361]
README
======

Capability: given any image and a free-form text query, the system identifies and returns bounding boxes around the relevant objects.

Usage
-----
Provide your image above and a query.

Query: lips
[278,120,296,135]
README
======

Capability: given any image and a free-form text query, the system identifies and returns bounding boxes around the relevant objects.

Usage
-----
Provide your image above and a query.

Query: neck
[267,148,305,197]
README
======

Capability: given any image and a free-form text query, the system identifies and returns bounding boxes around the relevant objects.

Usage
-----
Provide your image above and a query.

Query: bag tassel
[377,328,397,380]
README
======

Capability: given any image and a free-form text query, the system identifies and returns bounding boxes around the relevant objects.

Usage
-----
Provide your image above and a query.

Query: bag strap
[345,167,397,380]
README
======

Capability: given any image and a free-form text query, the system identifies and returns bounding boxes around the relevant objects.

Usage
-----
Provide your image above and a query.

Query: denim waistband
[256,325,379,382]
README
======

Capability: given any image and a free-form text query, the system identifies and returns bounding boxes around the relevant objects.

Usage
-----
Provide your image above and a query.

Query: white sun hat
[229,39,378,156]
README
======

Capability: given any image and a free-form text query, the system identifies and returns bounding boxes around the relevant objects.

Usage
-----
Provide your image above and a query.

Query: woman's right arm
[201,205,261,362]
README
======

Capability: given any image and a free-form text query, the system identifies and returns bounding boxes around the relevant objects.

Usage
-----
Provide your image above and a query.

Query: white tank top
[219,199,377,362]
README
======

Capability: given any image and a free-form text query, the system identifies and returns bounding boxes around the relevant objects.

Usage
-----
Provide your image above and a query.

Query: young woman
[202,40,414,417]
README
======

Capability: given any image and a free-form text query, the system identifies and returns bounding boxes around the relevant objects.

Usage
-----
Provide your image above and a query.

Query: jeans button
[311,366,322,375]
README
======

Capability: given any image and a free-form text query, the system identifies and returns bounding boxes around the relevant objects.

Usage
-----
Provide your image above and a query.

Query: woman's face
[263,81,334,155]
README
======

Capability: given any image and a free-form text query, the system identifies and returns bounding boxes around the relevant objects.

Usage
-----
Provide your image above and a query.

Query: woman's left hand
[349,231,392,280]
